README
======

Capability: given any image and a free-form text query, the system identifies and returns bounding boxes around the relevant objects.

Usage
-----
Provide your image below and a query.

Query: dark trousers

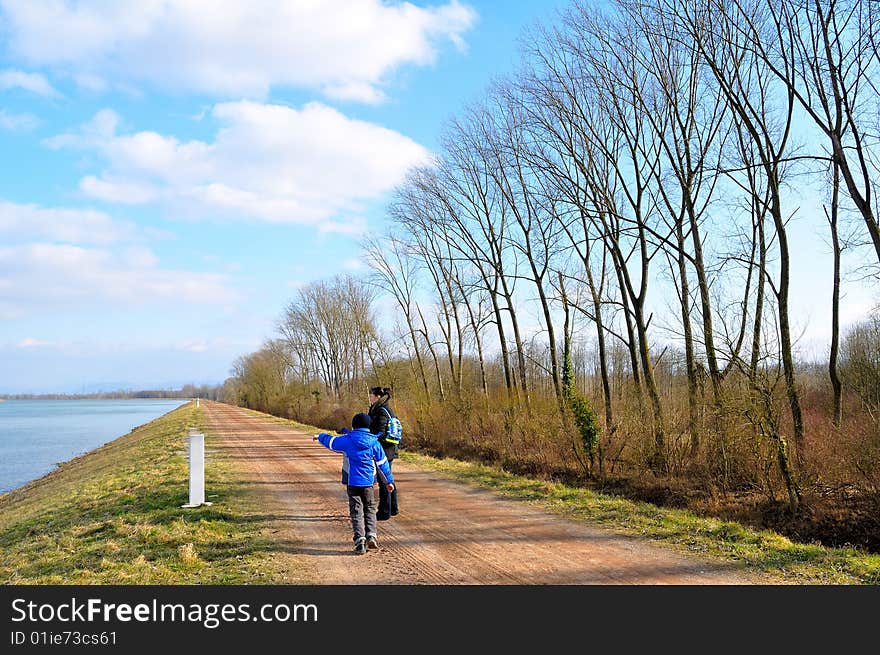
[347,485,377,544]
[377,443,399,520]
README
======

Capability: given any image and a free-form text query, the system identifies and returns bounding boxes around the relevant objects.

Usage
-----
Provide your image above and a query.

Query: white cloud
[0,200,140,244]
[323,80,388,105]
[0,68,57,96]
[80,175,159,204]
[17,337,55,348]
[48,101,432,229]
[44,108,120,148]
[73,72,107,92]
[0,243,237,317]
[0,109,38,130]
[176,339,208,353]
[316,215,369,236]
[1,0,477,101]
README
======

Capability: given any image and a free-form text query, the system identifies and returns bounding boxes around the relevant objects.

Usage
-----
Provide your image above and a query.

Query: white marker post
[182,428,212,508]
[196,397,200,408]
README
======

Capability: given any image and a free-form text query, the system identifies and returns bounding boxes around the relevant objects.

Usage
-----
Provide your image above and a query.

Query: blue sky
[0,0,875,394]
[0,0,574,393]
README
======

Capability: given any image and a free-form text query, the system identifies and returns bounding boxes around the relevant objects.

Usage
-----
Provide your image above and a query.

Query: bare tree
[487,84,568,412]
[513,27,622,433]
[432,113,527,404]
[395,189,466,399]
[447,110,533,405]
[623,0,740,453]
[363,233,431,400]
[455,275,493,398]
[671,0,806,458]
[278,276,378,400]
[230,341,290,413]
[737,0,880,266]
[562,2,670,467]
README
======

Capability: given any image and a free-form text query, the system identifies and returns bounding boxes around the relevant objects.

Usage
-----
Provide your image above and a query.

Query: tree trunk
[749,206,766,383]
[500,274,530,409]
[613,250,645,407]
[828,159,843,427]
[585,256,614,437]
[674,223,701,453]
[769,183,805,459]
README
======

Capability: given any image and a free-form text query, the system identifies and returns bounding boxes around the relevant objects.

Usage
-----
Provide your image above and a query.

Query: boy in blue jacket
[314,412,395,555]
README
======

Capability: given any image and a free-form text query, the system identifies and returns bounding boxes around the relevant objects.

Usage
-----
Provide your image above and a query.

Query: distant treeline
[1,384,223,401]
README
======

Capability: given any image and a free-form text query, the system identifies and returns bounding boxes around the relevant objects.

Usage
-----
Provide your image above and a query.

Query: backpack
[379,406,403,446]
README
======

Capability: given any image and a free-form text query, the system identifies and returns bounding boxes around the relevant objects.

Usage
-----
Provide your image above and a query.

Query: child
[314,412,395,554]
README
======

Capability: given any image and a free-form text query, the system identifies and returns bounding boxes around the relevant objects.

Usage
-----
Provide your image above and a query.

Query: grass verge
[0,402,309,584]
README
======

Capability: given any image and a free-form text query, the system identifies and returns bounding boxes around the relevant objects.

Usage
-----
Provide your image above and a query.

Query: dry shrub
[178,543,200,564]
[302,401,360,433]
[802,396,880,493]
[396,395,584,481]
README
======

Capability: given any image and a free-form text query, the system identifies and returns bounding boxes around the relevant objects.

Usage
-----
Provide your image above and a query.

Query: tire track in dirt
[201,401,772,585]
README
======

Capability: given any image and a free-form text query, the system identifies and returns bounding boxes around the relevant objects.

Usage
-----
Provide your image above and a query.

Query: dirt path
[201,401,770,585]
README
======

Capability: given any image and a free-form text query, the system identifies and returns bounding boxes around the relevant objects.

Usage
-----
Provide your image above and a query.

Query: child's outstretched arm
[314,432,347,452]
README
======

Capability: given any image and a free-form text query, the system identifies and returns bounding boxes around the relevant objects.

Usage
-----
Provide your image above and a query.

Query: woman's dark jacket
[369,400,399,459]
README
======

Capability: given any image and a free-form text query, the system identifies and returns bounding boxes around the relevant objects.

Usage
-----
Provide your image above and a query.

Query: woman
[368,386,399,520]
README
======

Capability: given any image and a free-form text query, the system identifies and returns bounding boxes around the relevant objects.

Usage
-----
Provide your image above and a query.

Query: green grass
[396,451,880,585]
[0,402,310,584]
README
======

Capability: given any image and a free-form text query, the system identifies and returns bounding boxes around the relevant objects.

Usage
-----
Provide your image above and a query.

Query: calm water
[0,399,188,494]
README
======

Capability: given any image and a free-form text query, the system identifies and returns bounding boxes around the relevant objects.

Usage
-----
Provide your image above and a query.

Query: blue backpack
[380,406,403,446]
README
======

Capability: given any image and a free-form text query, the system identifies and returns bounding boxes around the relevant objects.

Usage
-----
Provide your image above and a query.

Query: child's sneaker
[366,536,379,550]
[354,540,367,555]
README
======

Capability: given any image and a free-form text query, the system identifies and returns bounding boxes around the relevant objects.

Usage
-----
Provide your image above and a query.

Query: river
[0,399,188,494]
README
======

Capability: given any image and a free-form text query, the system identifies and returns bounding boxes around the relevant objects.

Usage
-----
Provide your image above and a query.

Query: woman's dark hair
[369,386,392,400]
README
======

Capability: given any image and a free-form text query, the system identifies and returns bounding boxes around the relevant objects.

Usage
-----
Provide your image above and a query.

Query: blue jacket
[316,427,394,488]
